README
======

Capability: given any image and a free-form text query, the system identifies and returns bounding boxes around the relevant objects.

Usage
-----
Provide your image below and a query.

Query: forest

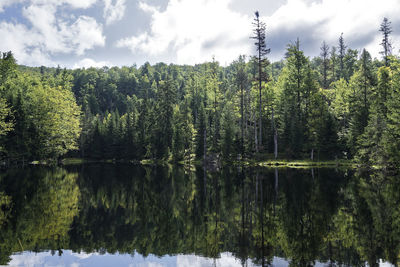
[0,16,399,167]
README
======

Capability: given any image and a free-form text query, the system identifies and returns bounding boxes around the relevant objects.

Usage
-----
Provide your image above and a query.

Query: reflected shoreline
[0,164,399,266]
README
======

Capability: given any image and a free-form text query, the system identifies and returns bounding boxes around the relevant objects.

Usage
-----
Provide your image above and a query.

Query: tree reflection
[0,164,400,266]
[0,167,79,264]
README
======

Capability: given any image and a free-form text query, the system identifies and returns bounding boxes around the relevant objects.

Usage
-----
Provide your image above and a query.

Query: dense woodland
[0,16,399,167]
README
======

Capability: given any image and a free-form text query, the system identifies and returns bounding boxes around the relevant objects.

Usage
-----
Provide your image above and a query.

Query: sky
[0,0,399,68]
[7,250,317,267]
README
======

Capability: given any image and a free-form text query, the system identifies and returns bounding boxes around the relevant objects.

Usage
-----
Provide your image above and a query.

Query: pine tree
[343,49,358,81]
[251,11,270,152]
[330,46,338,83]
[234,55,248,155]
[155,78,176,159]
[348,49,375,155]
[221,101,236,160]
[320,41,330,89]
[195,103,207,160]
[172,105,185,161]
[207,59,222,152]
[379,17,393,66]
[357,67,391,164]
[383,59,400,164]
[277,41,310,157]
[338,33,347,80]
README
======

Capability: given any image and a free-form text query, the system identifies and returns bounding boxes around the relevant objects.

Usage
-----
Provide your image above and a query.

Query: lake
[0,164,398,266]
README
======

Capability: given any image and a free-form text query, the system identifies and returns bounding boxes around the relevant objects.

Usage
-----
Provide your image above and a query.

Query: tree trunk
[259,82,262,151]
[241,83,244,156]
[272,108,278,159]
[255,113,258,153]
[203,128,207,166]
[274,168,278,216]
[274,130,278,159]
[260,176,265,267]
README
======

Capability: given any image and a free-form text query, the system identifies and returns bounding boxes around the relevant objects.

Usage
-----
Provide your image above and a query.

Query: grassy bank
[58,157,356,169]
[253,159,356,168]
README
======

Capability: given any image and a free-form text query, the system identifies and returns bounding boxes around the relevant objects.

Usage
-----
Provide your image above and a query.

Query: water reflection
[0,164,399,266]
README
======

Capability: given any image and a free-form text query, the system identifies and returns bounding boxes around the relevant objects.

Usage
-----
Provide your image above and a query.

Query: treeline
[0,17,399,166]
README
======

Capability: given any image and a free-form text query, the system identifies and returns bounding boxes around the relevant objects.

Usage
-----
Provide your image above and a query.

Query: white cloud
[103,0,127,25]
[62,0,98,9]
[0,1,105,66]
[0,0,98,12]
[0,21,54,66]
[116,32,150,53]
[2,0,400,67]
[134,262,165,267]
[70,251,98,259]
[116,0,251,65]
[116,0,400,65]
[266,0,400,59]
[176,253,259,267]
[8,252,46,267]
[73,58,111,68]
[23,4,105,55]
[31,0,98,9]
[66,16,106,55]
[22,4,66,54]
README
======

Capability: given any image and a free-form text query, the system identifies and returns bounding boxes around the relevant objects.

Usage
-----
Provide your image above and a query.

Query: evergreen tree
[277,41,310,157]
[233,55,248,155]
[330,46,338,84]
[155,78,176,159]
[359,64,393,166]
[343,49,358,81]
[338,33,347,80]
[348,49,375,155]
[172,101,194,162]
[383,59,400,165]
[221,101,236,160]
[320,41,330,89]
[330,79,351,155]
[251,11,270,152]
[195,103,207,160]
[379,17,393,66]
[207,59,222,152]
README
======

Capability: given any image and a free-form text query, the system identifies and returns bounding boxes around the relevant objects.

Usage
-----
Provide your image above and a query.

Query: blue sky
[0,0,399,68]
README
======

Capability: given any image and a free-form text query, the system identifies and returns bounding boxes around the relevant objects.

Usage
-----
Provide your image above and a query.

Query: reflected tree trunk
[274,168,278,216]
[260,175,265,267]
[272,108,278,159]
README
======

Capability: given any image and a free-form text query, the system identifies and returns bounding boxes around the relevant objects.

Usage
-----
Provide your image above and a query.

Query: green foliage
[1,42,400,166]
[276,42,335,158]
[221,101,237,159]
[25,81,81,159]
[383,58,400,165]
[0,97,13,143]
[0,53,80,161]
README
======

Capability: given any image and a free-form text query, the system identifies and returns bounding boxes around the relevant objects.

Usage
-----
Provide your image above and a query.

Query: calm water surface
[0,164,399,266]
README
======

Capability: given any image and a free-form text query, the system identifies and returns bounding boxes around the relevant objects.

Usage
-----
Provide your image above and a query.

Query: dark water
[0,164,399,267]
